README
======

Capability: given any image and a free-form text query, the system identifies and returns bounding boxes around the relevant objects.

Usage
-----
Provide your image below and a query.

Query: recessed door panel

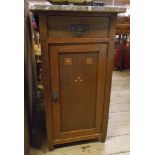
[59,52,98,132]
[49,44,107,141]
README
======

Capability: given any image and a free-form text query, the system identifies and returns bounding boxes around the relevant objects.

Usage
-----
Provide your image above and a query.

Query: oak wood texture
[39,15,54,150]
[101,14,117,142]
[47,16,110,38]
[38,11,117,150]
[48,37,109,44]
[49,44,107,143]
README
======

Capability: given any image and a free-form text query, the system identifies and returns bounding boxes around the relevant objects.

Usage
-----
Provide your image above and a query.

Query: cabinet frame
[39,12,117,150]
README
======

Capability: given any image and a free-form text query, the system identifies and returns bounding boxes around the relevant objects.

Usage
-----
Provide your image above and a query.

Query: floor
[30,70,130,155]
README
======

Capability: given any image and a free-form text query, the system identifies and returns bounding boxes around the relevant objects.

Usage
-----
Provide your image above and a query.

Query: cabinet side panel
[101,14,117,142]
[39,14,54,150]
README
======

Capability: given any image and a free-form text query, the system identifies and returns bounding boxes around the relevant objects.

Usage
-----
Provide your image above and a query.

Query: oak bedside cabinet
[29,2,125,151]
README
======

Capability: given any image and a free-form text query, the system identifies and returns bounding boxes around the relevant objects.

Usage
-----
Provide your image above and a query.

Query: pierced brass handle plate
[71,24,89,37]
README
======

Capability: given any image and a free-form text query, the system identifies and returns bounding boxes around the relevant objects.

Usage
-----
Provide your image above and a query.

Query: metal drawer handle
[71,24,89,37]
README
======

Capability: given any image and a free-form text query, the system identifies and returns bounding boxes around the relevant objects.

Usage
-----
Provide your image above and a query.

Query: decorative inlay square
[64,58,72,65]
[86,57,94,65]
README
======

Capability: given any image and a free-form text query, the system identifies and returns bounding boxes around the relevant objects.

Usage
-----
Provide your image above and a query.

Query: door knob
[52,91,59,102]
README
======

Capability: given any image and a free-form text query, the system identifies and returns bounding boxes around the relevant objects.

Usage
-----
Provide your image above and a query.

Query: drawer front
[47,16,110,38]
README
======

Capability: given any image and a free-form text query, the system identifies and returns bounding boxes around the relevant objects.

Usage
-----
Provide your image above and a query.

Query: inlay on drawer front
[47,16,110,38]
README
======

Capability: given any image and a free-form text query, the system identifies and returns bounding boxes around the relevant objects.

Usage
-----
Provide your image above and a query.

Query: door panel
[49,44,107,141]
[59,52,98,132]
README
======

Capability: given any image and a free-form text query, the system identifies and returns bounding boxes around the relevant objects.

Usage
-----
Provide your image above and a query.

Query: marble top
[28,2,126,13]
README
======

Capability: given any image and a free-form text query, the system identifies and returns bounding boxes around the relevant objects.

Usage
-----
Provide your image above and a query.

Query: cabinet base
[54,134,101,145]
[98,134,106,143]
[48,134,108,151]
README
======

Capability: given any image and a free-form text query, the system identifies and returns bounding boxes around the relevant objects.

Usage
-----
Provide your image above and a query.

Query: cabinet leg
[98,135,106,143]
[98,137,102,142]
[48,143,54,151]
[101,135,106,143]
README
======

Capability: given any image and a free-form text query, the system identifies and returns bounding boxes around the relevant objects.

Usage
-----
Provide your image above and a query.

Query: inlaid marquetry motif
[86,57,94,64]
[64,58,72,65]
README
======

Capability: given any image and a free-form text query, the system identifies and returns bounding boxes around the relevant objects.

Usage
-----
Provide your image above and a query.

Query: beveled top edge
[28,2,126,13]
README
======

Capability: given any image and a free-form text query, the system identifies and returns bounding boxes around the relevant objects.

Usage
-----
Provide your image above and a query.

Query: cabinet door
[49,44,107,144]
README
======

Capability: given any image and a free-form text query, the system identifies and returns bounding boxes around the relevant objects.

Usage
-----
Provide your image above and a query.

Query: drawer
[47,16,110,38]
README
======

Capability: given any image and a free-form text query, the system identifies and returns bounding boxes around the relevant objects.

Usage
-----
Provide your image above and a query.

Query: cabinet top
[28,2,126,14]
